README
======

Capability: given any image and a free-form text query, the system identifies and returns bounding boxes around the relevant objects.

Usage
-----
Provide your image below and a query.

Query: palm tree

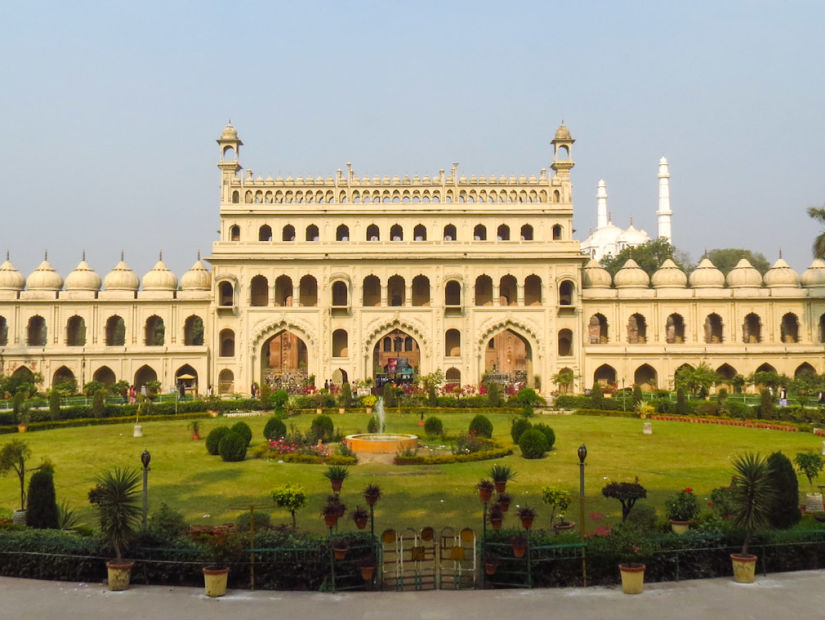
[88,467,142,562]
[730,453,774,555]
[807,206,825,258]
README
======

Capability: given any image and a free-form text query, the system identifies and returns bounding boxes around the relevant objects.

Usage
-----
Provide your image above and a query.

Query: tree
[674,363,717,397]
[748,371,785,390]
[789,370,822,406]
[766,452,801,529]
[590,382,604,410]
[730,453,774,555]
[271,483,307,529]
[632,384,643,406]
[704,248,771,275]
[600,238,691,277]
[88,467,142,562]
[552,368,575,394]
[794,451,824,491]
[602,480,647,521]
[48,389,61,420]
[807,206,825,258]
[26,464,59,529]
[0,439,34,511]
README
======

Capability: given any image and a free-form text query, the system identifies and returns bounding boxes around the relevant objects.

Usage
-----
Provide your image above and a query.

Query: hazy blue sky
[1,1,823,280]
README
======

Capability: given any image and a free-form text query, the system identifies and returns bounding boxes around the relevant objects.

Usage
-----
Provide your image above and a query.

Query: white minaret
[596,179,608,229]
[657,156,672,242]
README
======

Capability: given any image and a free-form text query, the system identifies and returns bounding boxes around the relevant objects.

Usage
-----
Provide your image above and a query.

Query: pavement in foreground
[2,570,824,620]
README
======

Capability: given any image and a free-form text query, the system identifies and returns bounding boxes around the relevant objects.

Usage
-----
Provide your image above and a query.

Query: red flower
[685,487,693,493]
[707,502,713,507]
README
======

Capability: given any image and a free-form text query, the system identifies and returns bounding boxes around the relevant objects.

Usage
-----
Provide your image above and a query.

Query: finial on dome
[779,248,783,259]
[197,250,201,260]
[120,250,124,261]
[44,250,48,261]
[82,250,86,261]
[5,250,8,261]
[159,250,163,261]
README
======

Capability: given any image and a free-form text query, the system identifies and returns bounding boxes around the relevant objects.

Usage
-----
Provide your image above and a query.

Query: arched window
[258,225,272,241]
[704,313,723,343]
[443,224,457,241]
[332,329,348,357]
[497,224,510,241]
[27,316,47,347]
[521,224,534,241]
[394,336,403,352]
[184,315,204,346]
[363,275,381,306]
[404,337,413,352]
[558,329,573,356]
[336,225,349,241]
[413,224,427,241]
[524,275,542,305]
[250,275,269,306]
[306,225,319,241]
[665,314,685,344]
[412,275,430,306]
[229,225,240,241]
[218,281,234,307]
[445,329,461,356]
[366,224,380,241]
[145,315,165,346]
[66,316,86,347]
[0,315,7,346]
[105,315,125,346]
[445,280,461,306]
[559,281,574,305]
[781,313,799,343]
[475,275,493,306]
[219,329,235,357]
[473,224,487,241]
[388,275,405,306]
[445,367,461,387]
[383,337,391,352]
[589,314,609,344]
[820,314,825,344]
[275,275,293,307]
[552,224,562,240]
[331,281,348,306]
[499,275,517,306]
[743,313,761,343]
[299,275,317,306]
[231,191,239,204]
[282,225,295,241]
[390,224,403,241]
[627,313,647,344]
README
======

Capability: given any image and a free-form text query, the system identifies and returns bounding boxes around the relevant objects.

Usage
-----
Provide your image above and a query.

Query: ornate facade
[0,124,822,396]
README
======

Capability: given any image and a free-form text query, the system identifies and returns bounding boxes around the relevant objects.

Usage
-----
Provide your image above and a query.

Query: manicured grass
[1,411,821,535]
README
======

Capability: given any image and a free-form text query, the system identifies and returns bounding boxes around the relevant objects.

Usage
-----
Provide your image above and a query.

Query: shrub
[310,415,335,443]
[366,416,380,433]
[424,416,443,438]
[602,481,647,521]
[531,423,556,451]
[235,509,271,532]
[48,390,61,421]
[664,488,699,521]
[263,416,287,441]
[140,503,188,545]
[623,501,658,534]
[230,421,253,446]
[218,431,247,462]
[766,451,801,529]
[205,426,231,455]
[339,383,353,409]
[271,483,307,529]
[591,383,604,410]
[675,388,689,414]
[269,389,289,411]
[511,418,532,444]
[91,391,106,418]
[632,384,643,406]
[469,415,493,438]
[487,382,502,407]
[518,429,549,459]
[26,467,59,529]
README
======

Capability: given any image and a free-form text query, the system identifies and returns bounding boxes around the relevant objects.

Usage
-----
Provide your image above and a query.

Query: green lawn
[1,411,821,535]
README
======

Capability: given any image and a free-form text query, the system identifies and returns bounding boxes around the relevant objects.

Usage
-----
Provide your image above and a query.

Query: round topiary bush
[531,423,555,451]
[263,416,287,441]
[235,509,271,532]
[518,428,549,459]
[469,414,493,438]
[231,421,253,446]
[511,418,532,444]
[269,389,289,411]
[367,416,380,434]
[206,426,231,455]
[310,414,335,443]
[219,431,247,462]
[424,416,443,438]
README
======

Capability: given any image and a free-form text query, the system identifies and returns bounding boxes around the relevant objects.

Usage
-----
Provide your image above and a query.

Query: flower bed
[650,415,799,432]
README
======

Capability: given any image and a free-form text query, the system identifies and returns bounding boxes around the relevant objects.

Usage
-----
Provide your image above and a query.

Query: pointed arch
[66,315,86,346]
[183,315,204,346]
[634,364,658,389]
[93,365,116,387]
[588,313,608,343]
[594,364,616,386]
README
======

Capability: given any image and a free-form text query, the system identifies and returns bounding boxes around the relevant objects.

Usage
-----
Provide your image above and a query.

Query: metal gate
[380,526,476,590]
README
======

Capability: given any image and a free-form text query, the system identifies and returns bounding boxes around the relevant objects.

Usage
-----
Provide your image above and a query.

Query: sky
[1,0,823,280]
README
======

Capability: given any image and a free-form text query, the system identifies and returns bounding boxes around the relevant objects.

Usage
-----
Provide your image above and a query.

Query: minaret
[596,179,608,229]
[657,156,673,242]
[217,121,243,204]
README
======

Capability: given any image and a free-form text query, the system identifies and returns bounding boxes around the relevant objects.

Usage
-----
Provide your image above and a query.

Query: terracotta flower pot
[498,499,510,512]
[485,562,498,576]
[512,542,527,558]
[494,481,507,494]
[365,495,379,507]
[324,513,339,528]
[670,520,690,535]
[331,480,343,493]
[479,488,493,503]
[360,565,375,581]
[106,560,135,591]
[520,516,534,530]
[203,566,229,597]
[333,544,349,560]
[619,563,645,594]
[730,553,757,583]
[553,521,576,534]
[355,517,368,530]
[490,517,503,530]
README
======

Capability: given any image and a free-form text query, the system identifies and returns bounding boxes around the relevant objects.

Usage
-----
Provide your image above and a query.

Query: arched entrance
[134,365,157,391]
[52,366,77,393]
[93,366,116,387]
[484,328,533,388]
[372,329,420,387]
[261,329,308,392]
[176,364,198,396]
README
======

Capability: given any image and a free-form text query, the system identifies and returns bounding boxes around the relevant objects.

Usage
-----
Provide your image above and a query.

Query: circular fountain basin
[345,433,419,454]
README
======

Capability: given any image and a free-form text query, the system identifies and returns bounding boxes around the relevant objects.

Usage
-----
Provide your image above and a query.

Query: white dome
[689,258,725,288]
[652,258,687,288]
[103,259,140,291]
[726,258,763,288]
[180,259,211,291]
[582,259,612,288]
[614,258,650,288]
[64,259,101,291]
[801,258,825,287]
[617,223,650,246]
[0,259,25,291]
[26,259,63,290]
[142,260,178,291]
[763,258,799,288]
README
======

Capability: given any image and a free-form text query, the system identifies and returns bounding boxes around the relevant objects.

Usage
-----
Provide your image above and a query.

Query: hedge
[394,441,512,465]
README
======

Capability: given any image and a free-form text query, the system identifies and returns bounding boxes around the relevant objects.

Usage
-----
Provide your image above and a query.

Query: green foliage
[766,452,802,529]
[705,248,771,275]
[486,381,502,407]
[91,390,106,418]
[793,451,825,488]
[541,486,571,524]
[808,206,825,259]
[516,388,541,406]
[757,389,774,420]
[83,381,106,396]
[88,467,141,561]
[664,488,699,521]
[235,509,271,532]
[230,421,252,446]
[469,414,493,438]
[0,439,32,510]
[361,394,377,408]
[602,481,648,521]
[601,238,689,276]
[730,452,775,554]
[272,483,307,528]
[26,468,59,529]
[675,388,689,414]
[532,423,556,450]
[269,389,289,411]
[590,383,604,410]
[424,416,443,438]
[632,384,643,406]
[310,415,334,443]
[552,368,575,392]
[263,416,287,441]
[339,382,352,409]
[510,417,532,444]
[518,428,549,459]
[675,363,718,397]
[366,416,380,433]
[142,503,188,545]
[323,465,350,482]
[622,501,658,534]
[488,464,514,483]
[382,385,398,408]
[48,390,61,421]
[218,431,247,462]
[205,426,231,455]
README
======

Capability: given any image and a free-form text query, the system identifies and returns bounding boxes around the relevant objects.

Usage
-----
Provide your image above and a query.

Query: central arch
[261,329,308,391]
[483,328,533,387]
[372,328,420,386]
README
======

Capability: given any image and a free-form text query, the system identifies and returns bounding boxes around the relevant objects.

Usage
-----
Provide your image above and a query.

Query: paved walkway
[2,571,824,619]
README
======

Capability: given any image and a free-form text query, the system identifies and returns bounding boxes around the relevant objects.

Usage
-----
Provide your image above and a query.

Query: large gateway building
[0,124,823,395]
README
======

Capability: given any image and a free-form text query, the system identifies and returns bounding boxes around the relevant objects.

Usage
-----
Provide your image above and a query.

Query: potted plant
[477,479,495,503]
[352,506,369,530]
[16,406,30,433]
[484,553,499,576]
[362,394,377,414]
[511,533,527,558]
[324,465,350,494]
[189,420,201,440]
[541,486,575,533]
[199,529,243,597]
[331,537,349,560]
[313,390,326,414]
[497,492,512,512]
[359,553,377,582]
[517,506,536,529]
[364,483,382,507]
[488,503,504,529]
[489,464,516,493]
[729,452,775,583]
[322,495,346,528]
[665,487,699,534]
[613,525,653,594]
[794,451,825,512]
[87,467,141,591]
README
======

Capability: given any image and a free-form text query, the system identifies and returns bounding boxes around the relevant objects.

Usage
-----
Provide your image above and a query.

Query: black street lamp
[577,444,587,586]
[140,449,151,527]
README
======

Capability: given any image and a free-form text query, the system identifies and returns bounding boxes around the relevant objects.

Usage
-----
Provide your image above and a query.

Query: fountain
[344,397,418,454]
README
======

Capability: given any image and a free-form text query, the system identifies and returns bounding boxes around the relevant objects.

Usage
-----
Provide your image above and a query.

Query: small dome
[801,258,825,287]
[180,259,211,291]
[582,259,612,288]
[220,122,238,140]
[554,122,572,141]
[726,258,763,288]
[142,260,178,291]
[64,259,101,291]
[617,223,650,246]
[652,258,687,288]
[689,258,725,288]
[26,259,63,290]
[0,258,25,291]
[103,259,140,291]
[763,258,799,288]
[614,258,650,288]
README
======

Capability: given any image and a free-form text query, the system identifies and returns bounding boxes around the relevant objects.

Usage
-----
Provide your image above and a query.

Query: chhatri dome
[652,258,688,288]
[614,258,650,288]
[26,254,63,290]
[142,254,178,291]
[181,254,211,291]
[689,258,725,288]
[0,254,25,291]
[801,258,825,287]
[582,258,612,288]
[103,254,140,291]
[763,257,799,288]
[726,258,763,288]
[64,254,102,291]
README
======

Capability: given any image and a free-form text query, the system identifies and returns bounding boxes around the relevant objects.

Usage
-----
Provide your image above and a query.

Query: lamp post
[577,444,588,587]
[140,449,151,527]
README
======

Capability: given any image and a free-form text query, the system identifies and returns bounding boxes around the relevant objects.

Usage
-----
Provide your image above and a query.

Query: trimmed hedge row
[0,412,208,435]
[394,441,512,465]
